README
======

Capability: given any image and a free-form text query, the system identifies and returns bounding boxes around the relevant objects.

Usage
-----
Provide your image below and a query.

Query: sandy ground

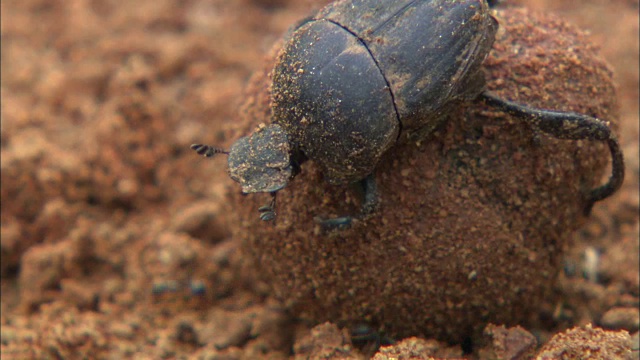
[1,0,638,359]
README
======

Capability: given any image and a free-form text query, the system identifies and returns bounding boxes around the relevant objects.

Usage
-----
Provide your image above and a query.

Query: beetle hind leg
[315,174,380,231]
[480,91,625,215]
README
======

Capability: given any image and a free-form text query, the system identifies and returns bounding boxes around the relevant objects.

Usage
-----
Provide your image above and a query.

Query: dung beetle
[192,0,624,230]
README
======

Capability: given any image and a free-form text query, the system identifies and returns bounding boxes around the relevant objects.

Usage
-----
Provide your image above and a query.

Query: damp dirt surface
[1,1,638,359]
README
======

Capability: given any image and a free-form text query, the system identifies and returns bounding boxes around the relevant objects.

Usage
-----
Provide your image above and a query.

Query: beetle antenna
[190,144,229,158]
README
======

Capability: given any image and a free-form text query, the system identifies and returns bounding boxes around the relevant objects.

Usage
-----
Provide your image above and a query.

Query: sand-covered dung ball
[226,7,619,342]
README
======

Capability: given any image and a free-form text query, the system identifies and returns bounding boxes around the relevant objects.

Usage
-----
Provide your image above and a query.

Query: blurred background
[1,0,637,358]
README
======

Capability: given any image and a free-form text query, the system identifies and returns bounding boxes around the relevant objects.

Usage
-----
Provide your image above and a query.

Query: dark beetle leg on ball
[315,173,380,231]
[480,91,625,214]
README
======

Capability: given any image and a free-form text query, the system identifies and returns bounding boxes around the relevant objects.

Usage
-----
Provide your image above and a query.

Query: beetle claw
[258,206,276,221]
[257,192,278,222]
[258,205,271,212]
[260,210,276,222]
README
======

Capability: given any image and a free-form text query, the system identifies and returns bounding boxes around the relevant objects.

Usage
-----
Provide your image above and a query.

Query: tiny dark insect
[192,0,624,230]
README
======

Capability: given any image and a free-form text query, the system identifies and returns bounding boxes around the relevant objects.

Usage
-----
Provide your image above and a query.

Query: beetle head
[226,124,293,194]
[191,124,292,222]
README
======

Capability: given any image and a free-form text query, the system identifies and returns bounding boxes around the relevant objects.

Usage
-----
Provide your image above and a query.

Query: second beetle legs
[315,173,380,231]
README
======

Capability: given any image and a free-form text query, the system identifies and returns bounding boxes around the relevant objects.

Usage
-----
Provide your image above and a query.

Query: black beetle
[192,0,624,230]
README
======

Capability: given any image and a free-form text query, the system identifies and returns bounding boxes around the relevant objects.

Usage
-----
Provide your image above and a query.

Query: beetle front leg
[480,91,625,215]
[315,173,380,231]
[258,192,278,222]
